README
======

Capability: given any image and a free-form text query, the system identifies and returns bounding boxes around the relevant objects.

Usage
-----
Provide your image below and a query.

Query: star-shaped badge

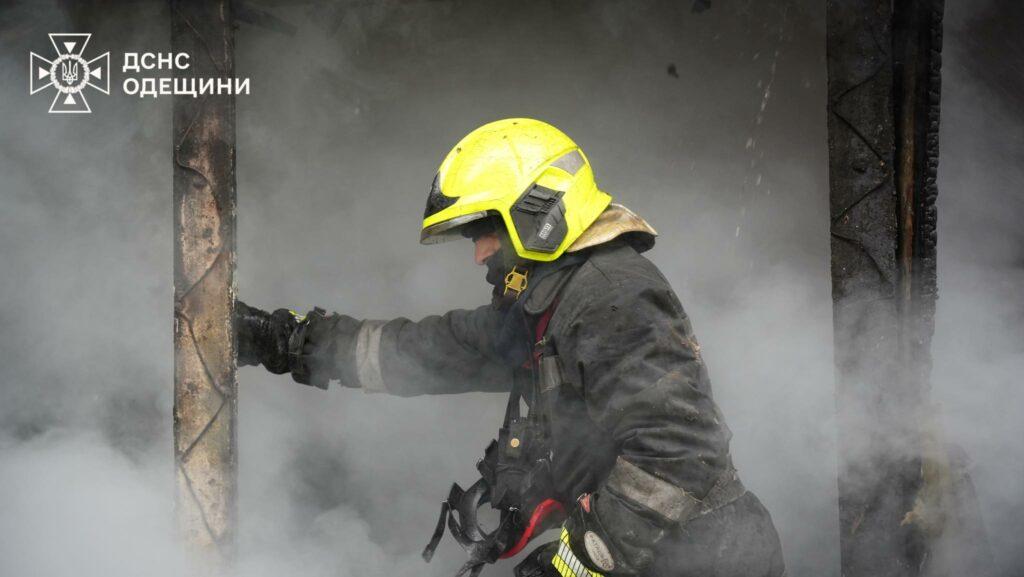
[30,33,110,114]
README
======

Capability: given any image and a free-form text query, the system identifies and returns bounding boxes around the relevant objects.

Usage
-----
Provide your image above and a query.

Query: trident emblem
[29,33,109,114]
[61,60,79,84]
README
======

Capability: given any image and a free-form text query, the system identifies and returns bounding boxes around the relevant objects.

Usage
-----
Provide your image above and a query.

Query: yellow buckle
[504,266,529,299]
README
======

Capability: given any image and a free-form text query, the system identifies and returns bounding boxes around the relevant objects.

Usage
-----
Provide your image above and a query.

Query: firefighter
[236,119,786,577]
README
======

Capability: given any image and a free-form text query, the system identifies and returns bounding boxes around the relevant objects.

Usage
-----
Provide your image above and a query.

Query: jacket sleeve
[336,304,514,396]
[557,275,733,574]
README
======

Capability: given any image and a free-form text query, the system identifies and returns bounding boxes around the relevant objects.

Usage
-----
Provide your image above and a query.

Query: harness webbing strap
[535,301,557,343]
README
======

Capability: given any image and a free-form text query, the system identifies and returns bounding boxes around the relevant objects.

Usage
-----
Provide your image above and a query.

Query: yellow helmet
[420,118,612,262]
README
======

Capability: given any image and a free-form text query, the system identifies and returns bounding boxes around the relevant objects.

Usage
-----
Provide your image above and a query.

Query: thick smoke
[932,1,1024,572]
[0,1,1019,576]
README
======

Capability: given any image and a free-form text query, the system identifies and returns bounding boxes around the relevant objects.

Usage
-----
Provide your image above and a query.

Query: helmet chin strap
[486,226,532,308]
[503,266,529,299]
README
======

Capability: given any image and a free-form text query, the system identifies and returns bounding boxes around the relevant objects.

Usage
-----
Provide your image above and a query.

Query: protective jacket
[279,207,785,577]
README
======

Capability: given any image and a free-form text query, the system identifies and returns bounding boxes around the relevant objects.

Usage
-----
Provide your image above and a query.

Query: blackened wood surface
[826,1,945,575]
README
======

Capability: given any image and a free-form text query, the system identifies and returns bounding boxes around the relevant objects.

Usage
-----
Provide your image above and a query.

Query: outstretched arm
[236,300,513,395]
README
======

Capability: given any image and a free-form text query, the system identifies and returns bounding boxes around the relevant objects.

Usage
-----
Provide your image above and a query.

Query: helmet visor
[420,211,492,244]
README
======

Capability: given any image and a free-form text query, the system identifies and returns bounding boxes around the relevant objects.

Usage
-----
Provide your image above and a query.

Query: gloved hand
[514,518,622,577]
[287,307,360,389]
[235,300,298,374]
[554,492,661,577]
[235,300,362,389]
[514,541,562,577]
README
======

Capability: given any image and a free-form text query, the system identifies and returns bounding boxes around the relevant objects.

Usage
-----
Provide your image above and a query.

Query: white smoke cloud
[0,1,1020,576]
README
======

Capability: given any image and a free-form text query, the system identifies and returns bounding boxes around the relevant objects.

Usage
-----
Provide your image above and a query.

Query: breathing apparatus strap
[422,269,574,575]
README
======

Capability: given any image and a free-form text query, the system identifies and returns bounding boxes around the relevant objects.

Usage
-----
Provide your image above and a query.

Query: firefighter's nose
[474,233,500,265]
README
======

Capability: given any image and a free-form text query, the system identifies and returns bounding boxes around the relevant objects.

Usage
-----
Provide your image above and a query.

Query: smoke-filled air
[0,1,1021,576]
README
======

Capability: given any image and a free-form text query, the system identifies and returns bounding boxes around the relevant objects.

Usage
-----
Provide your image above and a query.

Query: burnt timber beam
[826,1,945,576]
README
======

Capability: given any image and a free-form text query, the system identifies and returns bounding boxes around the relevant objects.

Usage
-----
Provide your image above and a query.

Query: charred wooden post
[172,0,237,561]
[827,3,910,569]
[826,0,942,575]
[826,1,950,576]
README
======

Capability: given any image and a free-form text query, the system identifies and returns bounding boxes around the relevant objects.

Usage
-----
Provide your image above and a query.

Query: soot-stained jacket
[300,230,785,577]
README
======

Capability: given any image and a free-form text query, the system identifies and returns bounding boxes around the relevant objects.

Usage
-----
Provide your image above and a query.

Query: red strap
[535,300,557,343]
[521,300,560,369]
[499,498,566,559]
[502,300,566,557]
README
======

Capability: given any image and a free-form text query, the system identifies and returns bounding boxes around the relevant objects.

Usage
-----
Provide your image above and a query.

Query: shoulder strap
[535,297,559,344]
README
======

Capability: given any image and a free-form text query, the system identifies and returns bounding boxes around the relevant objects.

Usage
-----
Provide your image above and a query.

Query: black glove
[235,300,298,374]
[559,492,663,577]
[288,307,360,389]
[235,300,362,390]
[517,507,641,577]
[515,541,561,577]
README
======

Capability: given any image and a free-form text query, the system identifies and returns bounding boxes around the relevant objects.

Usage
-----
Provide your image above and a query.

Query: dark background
[0,1,1021,576]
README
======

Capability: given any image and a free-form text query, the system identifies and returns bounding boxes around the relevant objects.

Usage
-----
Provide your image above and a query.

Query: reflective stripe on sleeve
[354,320,387,393]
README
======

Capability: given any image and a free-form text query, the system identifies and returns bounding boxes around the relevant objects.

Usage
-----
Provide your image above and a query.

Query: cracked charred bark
[825,2,995,576]
[172,0,237,561]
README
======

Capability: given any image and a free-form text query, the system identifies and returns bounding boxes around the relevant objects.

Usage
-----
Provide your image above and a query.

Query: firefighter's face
[474,232,501,265]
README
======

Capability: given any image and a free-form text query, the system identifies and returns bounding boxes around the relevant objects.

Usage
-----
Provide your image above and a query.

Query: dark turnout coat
[326,239,785,577]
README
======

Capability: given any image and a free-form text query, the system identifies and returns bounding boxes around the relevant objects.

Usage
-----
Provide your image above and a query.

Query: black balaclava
[464,215,587,367]
[461,216,529,309]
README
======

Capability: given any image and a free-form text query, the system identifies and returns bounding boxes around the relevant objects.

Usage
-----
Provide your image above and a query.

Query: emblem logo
[30,33,109,114]
[583,531,616,572]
